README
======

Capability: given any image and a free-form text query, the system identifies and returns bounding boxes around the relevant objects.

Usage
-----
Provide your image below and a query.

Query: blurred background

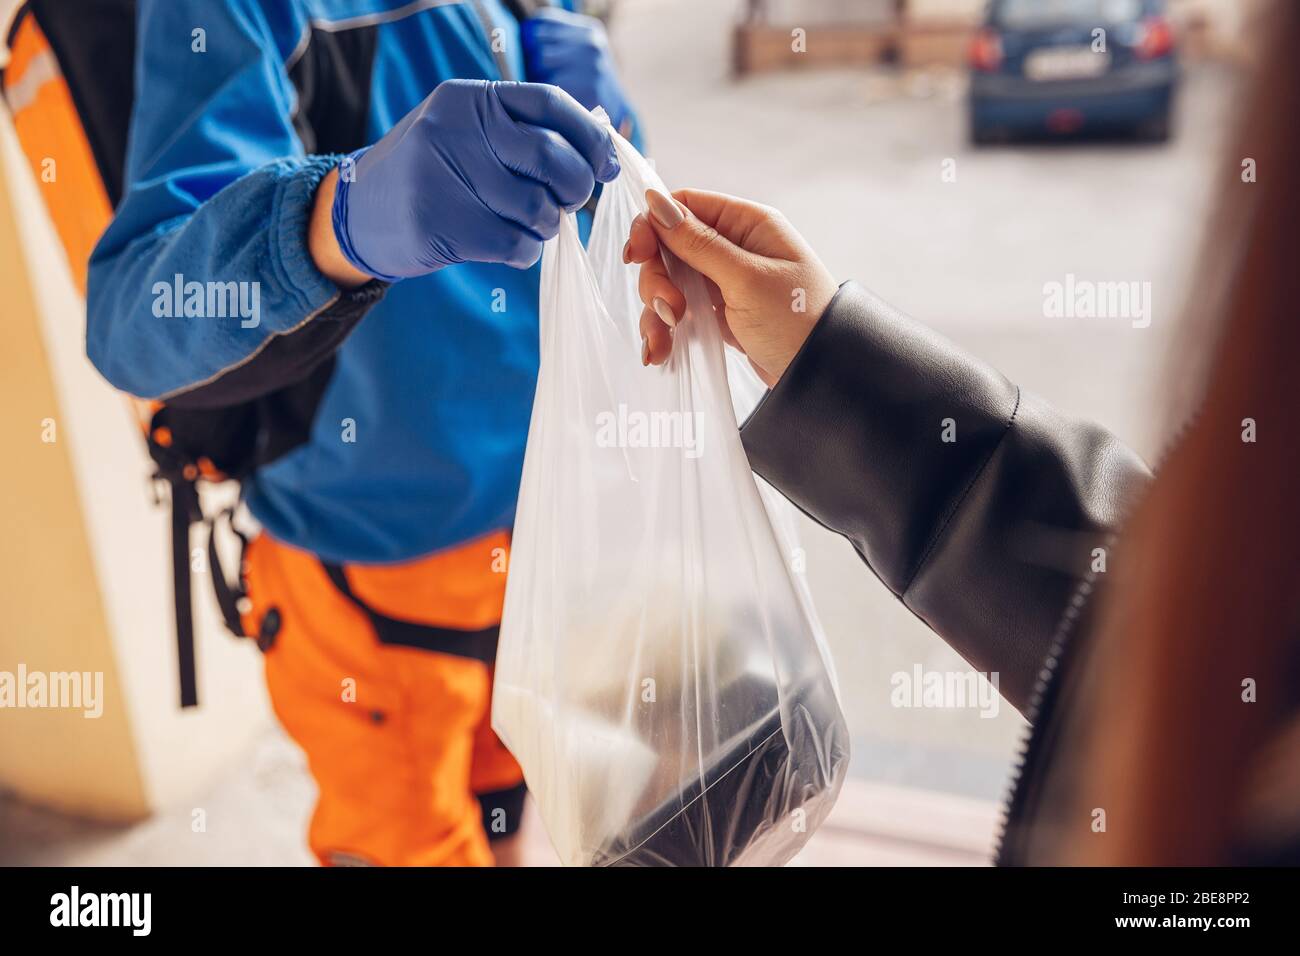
[0,0,1263,864]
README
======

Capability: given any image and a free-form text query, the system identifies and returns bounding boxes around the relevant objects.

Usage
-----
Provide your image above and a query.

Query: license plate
[1024,47,1111,81]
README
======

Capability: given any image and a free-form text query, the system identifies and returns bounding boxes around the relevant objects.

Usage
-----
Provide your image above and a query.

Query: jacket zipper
[991,548,1105,862]
[992,407,1204,863]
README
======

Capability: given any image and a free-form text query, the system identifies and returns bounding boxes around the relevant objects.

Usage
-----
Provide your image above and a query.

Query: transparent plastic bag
[493,120,850,866]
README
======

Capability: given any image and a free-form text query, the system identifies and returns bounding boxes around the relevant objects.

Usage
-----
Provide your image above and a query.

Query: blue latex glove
[521,8,636,137]
[332,79,620,281]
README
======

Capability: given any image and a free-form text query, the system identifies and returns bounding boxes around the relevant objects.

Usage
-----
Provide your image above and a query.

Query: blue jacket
[87,0,595,564]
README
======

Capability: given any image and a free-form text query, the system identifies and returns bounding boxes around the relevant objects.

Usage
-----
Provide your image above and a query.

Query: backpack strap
[153,482,252,708]
[320,563,500,664]
[149,415,253,708]
[161,475,202,708]
[207,507,250,643]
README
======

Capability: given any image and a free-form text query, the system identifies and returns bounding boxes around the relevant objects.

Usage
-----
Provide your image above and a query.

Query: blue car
[969,0,1179,143]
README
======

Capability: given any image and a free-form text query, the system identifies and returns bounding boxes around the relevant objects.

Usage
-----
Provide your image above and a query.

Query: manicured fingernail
[646,189,683,229]
[641,335,650,366]
[622,240,631,264]
[652,297,678,328]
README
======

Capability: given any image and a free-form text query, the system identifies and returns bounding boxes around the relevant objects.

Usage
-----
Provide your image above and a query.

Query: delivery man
[84,0,638,866]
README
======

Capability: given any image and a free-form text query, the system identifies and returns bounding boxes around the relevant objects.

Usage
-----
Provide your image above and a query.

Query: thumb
[645,189,752,288]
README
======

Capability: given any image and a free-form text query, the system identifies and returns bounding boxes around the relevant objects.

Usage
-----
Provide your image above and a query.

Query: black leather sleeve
[740,282,1150,711]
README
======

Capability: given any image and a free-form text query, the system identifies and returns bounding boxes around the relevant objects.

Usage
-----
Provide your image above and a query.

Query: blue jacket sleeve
[86,0,358,401]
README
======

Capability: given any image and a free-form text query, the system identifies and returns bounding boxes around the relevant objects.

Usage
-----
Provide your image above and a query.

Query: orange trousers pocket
[242,533,523,867]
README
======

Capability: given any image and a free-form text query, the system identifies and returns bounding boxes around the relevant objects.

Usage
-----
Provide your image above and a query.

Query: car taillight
[968,28,1003,72]
[1135,15,1174,59]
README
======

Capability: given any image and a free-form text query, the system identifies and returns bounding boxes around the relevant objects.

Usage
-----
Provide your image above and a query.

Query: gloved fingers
[505,238,544,270]
[639,305,673,367]
[513,180,564,240]
[530,69,605,116]
[493,82,620,183]
[526,37,604,75]
[488,223,544,271]
[502,182,563,243]
[472,159,564,242]
[526,7,594,29]
[522,8,602,43]
[462,155,553,261]
[491,120,596,212]
[522,26,592,63]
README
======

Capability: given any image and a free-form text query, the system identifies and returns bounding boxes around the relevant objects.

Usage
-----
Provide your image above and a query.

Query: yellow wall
[0,97,271,823]
[0,112,149,821]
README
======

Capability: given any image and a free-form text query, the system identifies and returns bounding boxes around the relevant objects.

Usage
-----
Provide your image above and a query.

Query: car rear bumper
[970,60,1178,131]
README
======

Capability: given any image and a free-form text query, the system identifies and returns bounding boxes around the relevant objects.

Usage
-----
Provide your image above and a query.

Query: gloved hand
[332,79,620,281]
[521,8,636,137]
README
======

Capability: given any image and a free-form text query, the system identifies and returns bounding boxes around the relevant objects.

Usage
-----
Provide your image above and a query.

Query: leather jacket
[740,281,1152,863]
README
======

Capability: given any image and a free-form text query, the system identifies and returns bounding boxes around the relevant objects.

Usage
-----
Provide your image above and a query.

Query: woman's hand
[625,189,837,386]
